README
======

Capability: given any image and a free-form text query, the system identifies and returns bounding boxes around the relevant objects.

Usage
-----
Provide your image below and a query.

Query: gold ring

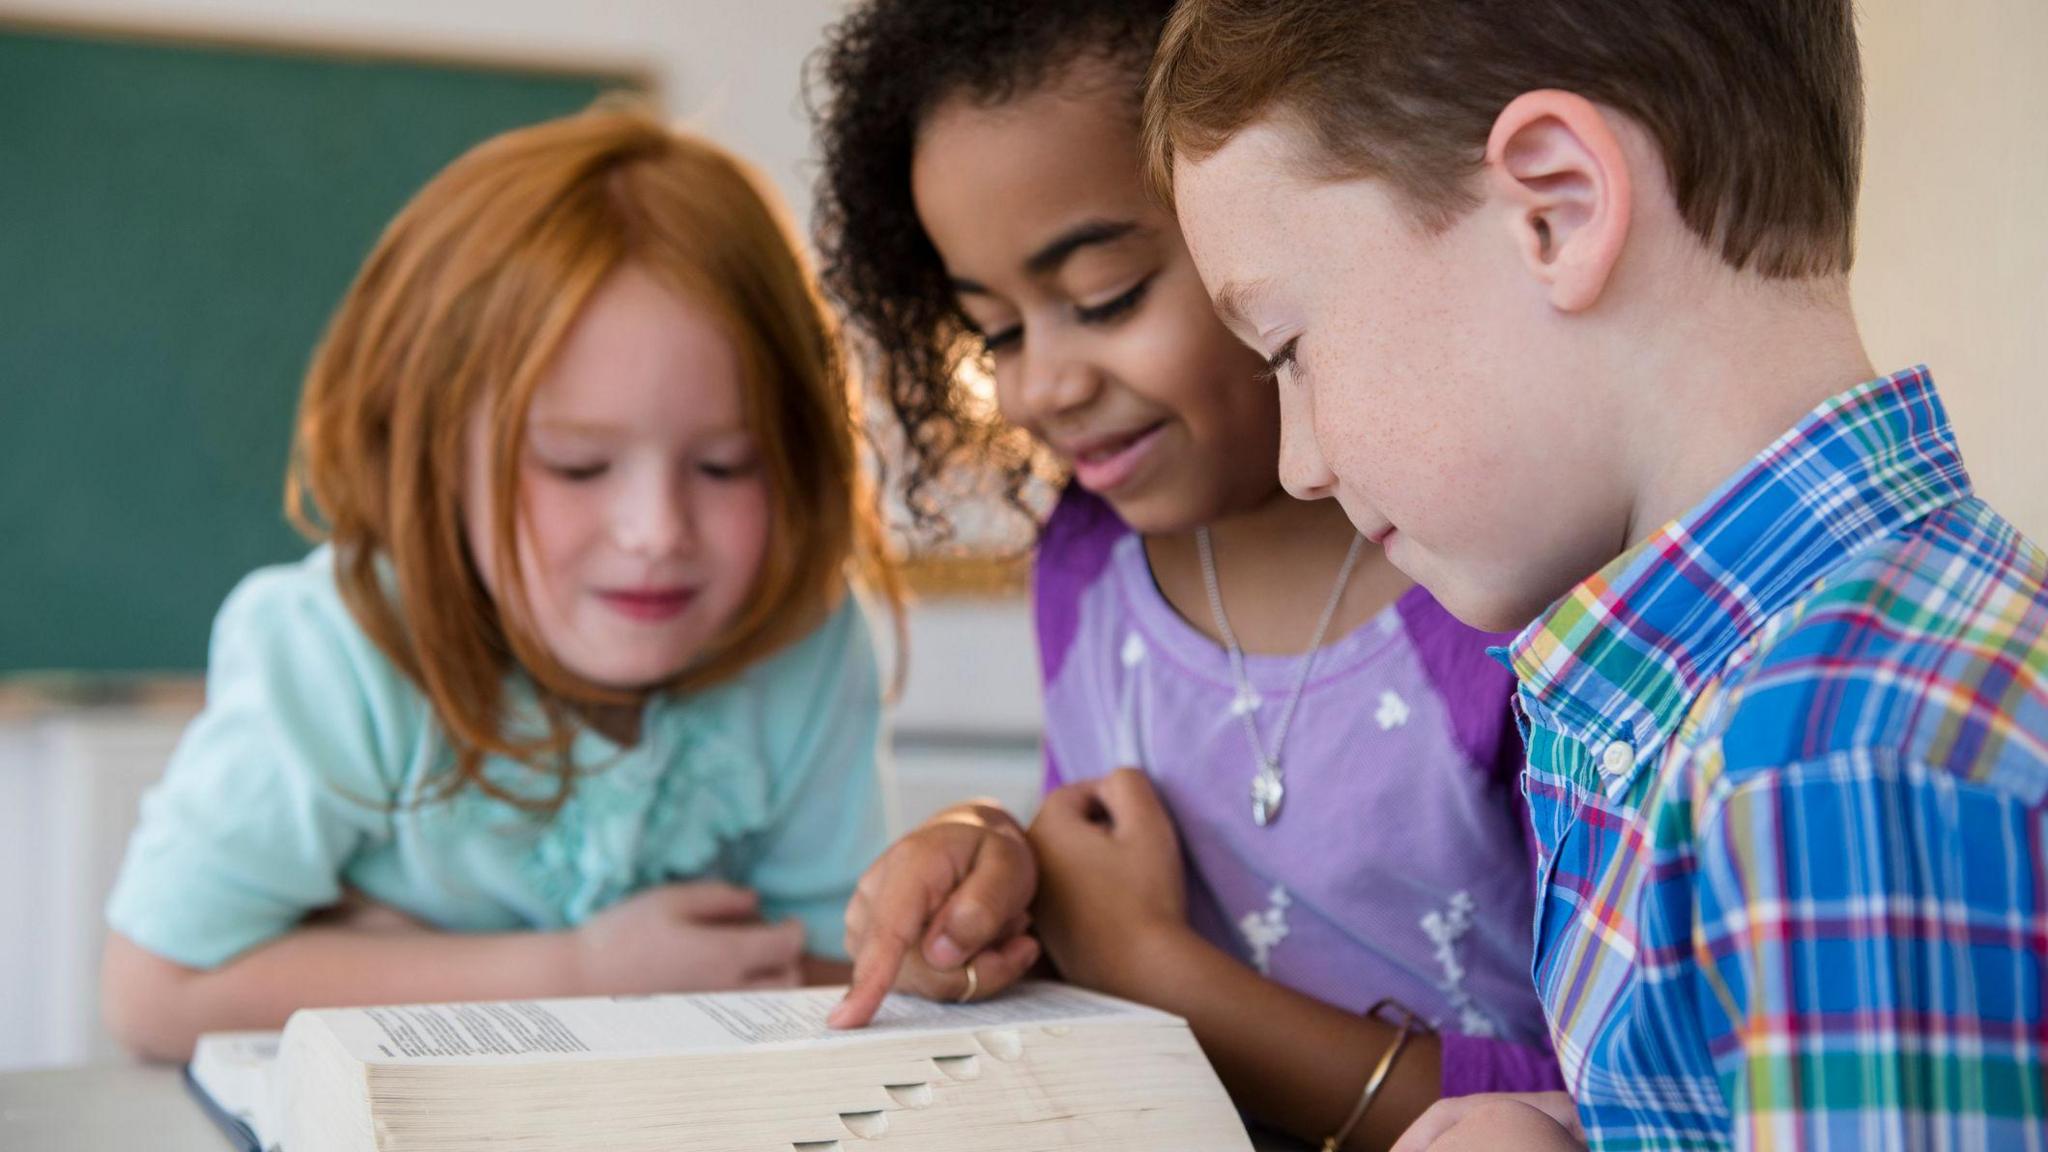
[957,960,979,1004]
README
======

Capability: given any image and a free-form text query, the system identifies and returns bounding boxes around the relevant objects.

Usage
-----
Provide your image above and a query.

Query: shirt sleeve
[742,593,890,961]
[1035,551,1066,792]
[1695,750,2047,1149]
[1440,1034,1568,1096]
[104,563,406,969]
[1032,485,1125,795]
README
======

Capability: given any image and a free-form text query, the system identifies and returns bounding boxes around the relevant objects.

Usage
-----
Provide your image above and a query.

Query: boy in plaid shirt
[1149,1,2047,1148]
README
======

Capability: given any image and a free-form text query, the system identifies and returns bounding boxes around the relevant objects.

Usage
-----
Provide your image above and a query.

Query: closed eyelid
[954,296,1017,335]
[961,311,1019,338]
[1257,335,1301,383]
[1074,276,1152,321]
[968,317,1023,354]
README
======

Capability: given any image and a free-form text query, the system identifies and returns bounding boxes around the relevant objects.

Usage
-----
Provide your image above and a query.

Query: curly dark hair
[808,0,1178,545]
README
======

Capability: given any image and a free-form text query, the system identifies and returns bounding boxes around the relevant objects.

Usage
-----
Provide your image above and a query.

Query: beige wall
[1857,0,2048,539]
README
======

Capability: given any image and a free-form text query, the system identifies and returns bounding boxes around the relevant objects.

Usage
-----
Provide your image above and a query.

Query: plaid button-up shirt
[1506,367,2047,1150]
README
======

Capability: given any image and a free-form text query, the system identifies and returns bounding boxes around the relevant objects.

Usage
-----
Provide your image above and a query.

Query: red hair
[288,105,891,808]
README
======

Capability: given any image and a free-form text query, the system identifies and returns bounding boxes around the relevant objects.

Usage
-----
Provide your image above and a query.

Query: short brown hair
[1145,0,1863,278]
[290,106,888,809]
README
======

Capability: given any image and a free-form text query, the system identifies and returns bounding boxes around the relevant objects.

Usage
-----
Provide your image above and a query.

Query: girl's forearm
[1129,927,1444,1152]
[102,926,578,1063]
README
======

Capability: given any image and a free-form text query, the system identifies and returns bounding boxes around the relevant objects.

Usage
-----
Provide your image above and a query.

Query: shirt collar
[1506,366,1972,766]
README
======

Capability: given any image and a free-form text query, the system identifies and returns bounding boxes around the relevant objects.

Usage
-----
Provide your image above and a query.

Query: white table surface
[0,1062,1305,1151]
[0,1064,223,1152]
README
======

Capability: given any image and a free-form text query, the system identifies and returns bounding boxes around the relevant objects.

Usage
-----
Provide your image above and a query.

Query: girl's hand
[829,802,1041,1028]
[1028,768,1192,999]
[1390,1092,1586,1152]
[572,881,805,995]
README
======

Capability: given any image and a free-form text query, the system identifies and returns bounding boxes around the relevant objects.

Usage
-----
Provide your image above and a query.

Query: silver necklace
[1197,526,1365,827]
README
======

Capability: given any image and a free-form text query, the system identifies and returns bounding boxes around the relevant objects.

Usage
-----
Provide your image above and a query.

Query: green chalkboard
[0,25,639,674]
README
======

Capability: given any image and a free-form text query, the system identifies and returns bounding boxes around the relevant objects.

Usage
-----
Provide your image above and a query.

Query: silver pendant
[1250,762,1285,826]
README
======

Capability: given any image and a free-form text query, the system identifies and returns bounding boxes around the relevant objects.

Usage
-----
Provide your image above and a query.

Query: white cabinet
[0,700,196,1071]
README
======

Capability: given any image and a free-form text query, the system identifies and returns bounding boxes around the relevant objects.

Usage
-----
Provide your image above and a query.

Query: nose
[1001,327,1103,430]
[1275,373,1337,501]
[612,464,693,558]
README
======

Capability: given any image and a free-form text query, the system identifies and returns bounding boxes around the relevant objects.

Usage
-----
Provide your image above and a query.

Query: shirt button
[1601,740,1636,777]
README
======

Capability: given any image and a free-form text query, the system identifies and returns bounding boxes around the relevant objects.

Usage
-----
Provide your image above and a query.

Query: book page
[694,981,1156,1045]
[187,1031,282,1150]
[317,981,1165,1065]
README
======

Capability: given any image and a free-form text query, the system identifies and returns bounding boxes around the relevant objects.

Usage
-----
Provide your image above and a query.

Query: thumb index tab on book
[885,1081,935,1108]
[838,1110,890,1138]
[974,1027,1025,1060]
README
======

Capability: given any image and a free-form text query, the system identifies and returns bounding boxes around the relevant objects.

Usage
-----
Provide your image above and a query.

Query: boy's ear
[1484,90,1632,312]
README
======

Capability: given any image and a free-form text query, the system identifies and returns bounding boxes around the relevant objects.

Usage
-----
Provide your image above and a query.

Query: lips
[596,587,697,622]
[1060,422,1167,495]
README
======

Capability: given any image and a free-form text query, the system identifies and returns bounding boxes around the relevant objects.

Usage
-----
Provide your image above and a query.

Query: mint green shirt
[106,548,887,969]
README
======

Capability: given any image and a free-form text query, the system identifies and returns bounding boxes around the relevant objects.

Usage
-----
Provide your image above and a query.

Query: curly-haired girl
[812,4,1562,1149]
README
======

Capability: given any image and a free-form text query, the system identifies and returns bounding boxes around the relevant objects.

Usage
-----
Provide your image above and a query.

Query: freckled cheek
[1308,389,1381,493]
[1410,417,1522,560]
[1307,349,1402,464]
[1314,378,1470,546]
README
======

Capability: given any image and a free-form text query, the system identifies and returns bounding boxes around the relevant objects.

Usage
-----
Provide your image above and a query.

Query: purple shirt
[1035,487,1560,1096]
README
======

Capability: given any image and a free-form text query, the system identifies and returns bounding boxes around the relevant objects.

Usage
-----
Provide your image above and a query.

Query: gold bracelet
[1322,999,1429,1152]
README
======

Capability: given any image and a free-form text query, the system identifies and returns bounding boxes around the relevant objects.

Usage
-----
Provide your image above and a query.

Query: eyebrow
[1208,277,1272,336]
[949,218,1145,296]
